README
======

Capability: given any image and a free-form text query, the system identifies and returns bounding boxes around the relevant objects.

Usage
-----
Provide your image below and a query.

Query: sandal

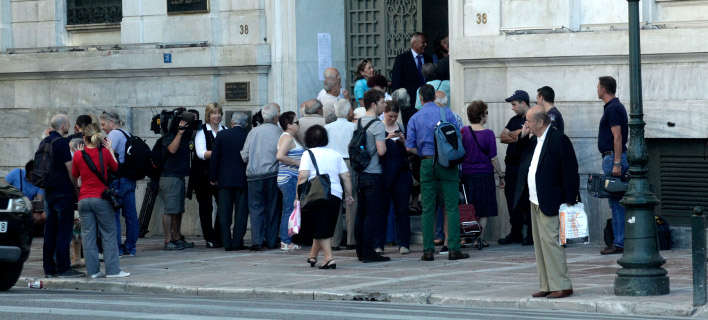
[476,240,489,248]
[307,257,317,267]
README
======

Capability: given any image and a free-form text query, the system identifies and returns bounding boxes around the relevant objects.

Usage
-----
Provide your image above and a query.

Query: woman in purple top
[460,100,506,247]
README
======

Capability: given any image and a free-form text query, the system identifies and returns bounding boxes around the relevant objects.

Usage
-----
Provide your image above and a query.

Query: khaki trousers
[530,202,572,292]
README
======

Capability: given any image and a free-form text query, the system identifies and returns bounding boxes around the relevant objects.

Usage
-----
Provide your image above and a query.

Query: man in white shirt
[317,67,349,102]
[325,99,357,250]
[513,106,580,300]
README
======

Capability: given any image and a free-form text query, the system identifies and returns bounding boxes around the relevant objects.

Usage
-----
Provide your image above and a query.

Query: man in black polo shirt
[596,76,629,255]
[498,90,534,246]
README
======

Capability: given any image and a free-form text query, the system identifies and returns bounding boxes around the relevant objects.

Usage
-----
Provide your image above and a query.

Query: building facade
[1,0,706,243]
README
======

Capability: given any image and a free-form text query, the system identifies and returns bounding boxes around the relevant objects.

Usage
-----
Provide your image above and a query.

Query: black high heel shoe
[318,259,336,270]
[307,257,317,267]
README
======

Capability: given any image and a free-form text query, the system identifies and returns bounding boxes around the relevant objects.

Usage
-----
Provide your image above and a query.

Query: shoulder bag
[81,147,123,210]
[297,150,332,211]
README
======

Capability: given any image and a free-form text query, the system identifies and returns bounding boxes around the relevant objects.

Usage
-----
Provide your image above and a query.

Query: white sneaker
[90,272,105,279]
[399,247,411,254]
[106,271,130,278]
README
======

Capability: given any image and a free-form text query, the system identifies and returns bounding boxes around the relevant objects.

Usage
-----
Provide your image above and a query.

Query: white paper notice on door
[318,33,332,81]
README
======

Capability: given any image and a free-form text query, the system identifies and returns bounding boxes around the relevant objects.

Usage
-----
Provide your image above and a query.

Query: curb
[18,277,699,317]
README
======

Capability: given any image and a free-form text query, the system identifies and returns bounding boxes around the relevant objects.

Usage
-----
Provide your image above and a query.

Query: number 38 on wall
[240,25,249,35]
[476,13,487,24]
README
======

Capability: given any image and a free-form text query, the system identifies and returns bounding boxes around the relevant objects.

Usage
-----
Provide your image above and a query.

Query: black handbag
[81,147,123,210]
[297,150,331,211]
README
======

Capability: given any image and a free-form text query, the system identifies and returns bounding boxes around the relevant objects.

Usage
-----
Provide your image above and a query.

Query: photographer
[160,108,196,250]
[191,103,226,248]
[100,111,139,257]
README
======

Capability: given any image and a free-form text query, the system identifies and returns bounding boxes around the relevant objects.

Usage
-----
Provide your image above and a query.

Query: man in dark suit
[514,106,580,299]
[391,32,433,126]
[210,112,250,251]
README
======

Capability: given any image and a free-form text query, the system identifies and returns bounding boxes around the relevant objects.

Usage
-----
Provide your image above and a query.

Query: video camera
[150,108,201,135]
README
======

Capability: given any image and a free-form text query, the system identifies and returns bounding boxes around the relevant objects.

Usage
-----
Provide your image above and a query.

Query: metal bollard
[693,206,706,307]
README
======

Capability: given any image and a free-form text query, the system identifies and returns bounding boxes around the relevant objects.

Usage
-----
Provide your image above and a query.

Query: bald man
[513,106,579,299]
[42,114,83,278]
[317,67,349,102]
[296,99,326,147]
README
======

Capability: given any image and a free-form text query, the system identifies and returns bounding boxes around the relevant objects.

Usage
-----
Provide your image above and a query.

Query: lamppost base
[615,275,670,296]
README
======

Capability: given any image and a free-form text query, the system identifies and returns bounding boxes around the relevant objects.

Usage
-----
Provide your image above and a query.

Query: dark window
[67,0,122,25]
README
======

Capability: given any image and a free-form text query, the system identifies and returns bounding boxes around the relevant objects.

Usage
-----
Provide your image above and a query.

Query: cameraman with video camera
[159,108,198,251]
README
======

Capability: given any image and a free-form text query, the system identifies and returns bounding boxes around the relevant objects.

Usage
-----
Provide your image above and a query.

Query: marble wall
[451,1,708,244]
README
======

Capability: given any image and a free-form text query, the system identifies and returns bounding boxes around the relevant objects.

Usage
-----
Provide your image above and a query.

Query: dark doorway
[422,1,449,60]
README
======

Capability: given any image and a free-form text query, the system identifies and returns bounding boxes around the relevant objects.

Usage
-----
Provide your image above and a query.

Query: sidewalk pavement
[17,236,708,318]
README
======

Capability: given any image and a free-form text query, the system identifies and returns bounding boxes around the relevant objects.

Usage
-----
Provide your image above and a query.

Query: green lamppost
[614,0,670,296]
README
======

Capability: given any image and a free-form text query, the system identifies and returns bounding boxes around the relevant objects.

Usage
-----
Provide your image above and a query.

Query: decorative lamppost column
[614,0,670,296]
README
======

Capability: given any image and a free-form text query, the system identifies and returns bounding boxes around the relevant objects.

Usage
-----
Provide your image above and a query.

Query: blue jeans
[43,193,75,275]
[435,206,444,240]
[278,178,297,244]
[602,152,629,248]
[111,178,138,255]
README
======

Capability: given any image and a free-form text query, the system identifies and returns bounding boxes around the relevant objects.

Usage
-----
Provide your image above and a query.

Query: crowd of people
[7,32,630,300]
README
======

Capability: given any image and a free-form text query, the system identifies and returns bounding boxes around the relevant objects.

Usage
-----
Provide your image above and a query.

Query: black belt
[601,151,612,158]
[421,155,434,160]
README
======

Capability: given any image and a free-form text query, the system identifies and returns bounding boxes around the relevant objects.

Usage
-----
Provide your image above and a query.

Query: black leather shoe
[522,237,534,246]
[331,246,341,251]
[232,245,248,251]
[448,251,470,260]
[345,245,356,250]
[249,245,261,251]
[421,251,435,261]
[498,233,523,245]
[363,253,390,263]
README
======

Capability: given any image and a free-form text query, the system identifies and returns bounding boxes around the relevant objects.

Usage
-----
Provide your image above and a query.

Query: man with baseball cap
[498,90,533,246]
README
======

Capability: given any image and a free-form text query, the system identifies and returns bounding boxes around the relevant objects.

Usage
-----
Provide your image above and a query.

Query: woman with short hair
[276,111,304,251]
[297,125,354,269]
[99,111,139,256]
[192,102,226,248]
[71,123,129,278]
[460,101,506,247]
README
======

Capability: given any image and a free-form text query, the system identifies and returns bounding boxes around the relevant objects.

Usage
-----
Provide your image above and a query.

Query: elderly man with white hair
[325,100,357,250]
[241,103,283,250]
[317,67,349,102]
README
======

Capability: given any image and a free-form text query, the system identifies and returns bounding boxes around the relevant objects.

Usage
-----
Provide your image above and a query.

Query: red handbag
[459,184,481,236]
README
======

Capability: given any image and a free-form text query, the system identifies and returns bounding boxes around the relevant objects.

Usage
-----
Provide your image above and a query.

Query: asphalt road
[0,288,689,320]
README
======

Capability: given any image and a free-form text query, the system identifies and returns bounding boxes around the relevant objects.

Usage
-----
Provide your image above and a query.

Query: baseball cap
[505,90,530,105]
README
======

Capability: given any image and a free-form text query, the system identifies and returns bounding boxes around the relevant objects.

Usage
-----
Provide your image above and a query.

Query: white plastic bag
[288,200,301,236]
[559,203,589,245]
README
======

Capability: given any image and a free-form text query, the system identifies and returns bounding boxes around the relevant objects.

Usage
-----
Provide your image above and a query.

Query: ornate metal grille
[67,0,122,25]
[345,0,421,95]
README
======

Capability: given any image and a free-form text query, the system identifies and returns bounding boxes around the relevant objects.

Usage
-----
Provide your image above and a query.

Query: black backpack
[32,136,62,189]
[115,129,152,181]
[348,118,379,172]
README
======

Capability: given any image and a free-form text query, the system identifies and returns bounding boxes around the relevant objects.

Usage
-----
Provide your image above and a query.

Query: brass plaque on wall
[167,0,209,14]
[225,82,250,101]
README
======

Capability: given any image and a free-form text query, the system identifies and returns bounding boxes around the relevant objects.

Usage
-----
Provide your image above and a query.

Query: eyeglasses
[292,121,299,125]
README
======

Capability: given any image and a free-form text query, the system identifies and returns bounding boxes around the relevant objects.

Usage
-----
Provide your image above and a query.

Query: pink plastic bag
[288,200,301,236]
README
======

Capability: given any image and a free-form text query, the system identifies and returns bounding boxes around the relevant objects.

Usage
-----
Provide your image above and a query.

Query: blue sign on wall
[163,53,172,63]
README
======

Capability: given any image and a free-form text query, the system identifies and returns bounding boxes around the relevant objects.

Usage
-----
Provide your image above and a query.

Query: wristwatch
[613,162,621,167]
